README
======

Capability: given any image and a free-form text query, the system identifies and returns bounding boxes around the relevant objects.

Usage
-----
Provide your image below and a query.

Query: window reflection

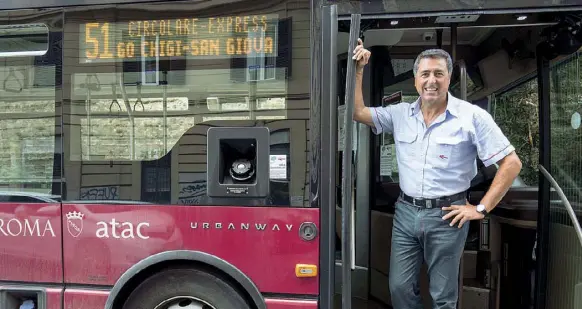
[0,23,49,57]
[63,1,310,207]
[0,63,58,195]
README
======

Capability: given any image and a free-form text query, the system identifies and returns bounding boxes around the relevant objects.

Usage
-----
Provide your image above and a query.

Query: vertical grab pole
[533,42,551,309]
[341,13,360,309]
[453,60,467,309]
[458,60,467,101]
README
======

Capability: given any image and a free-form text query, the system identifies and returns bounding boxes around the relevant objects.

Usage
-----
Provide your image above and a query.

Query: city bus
[0,0,581,309]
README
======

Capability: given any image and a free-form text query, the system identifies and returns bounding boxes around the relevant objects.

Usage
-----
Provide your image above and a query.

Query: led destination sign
[80,14,279,62]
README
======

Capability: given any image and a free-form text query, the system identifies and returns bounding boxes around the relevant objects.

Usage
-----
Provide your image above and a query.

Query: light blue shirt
[369,93,515,199]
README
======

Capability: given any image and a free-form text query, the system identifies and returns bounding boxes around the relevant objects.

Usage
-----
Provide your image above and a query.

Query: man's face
[414,57,450,105]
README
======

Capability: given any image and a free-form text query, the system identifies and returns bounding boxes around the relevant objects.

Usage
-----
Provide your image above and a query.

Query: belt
[399,191,467,208]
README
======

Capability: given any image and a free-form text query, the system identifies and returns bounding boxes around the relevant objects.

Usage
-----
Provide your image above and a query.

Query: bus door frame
[319,4,338,309]
[320,4,361,309]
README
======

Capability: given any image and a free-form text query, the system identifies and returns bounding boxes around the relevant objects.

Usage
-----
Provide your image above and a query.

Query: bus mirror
[207,127,270,198]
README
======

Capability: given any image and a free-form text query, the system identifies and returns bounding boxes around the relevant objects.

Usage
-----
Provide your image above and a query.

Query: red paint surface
[1,202,319,304]
[0,203,62,283]
[59,289,317,309]
[265,298,319,309]
[64,288,109,309]
[46,288,64,309]
[61,204,319,295]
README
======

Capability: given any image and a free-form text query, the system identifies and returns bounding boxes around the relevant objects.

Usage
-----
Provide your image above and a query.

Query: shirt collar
[410,98,421,116]
[410,92,460,118]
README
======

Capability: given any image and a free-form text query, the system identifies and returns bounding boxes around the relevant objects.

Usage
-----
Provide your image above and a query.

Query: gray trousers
[389,197,469,309]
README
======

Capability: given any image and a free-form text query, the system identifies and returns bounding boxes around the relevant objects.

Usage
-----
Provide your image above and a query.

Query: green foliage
[493,78,540,186]
[493,52,582,209]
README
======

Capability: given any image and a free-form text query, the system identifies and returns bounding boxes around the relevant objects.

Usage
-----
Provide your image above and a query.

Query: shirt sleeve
[368,105,395,135]
[473,107,516,167]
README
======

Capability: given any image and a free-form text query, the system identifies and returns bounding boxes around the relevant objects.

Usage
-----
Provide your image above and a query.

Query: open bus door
[337,13,360,309]
[320,4,361,309]
[320,5,472,307]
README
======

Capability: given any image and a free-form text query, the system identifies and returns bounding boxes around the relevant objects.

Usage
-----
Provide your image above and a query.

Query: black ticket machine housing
[207,127,269,198]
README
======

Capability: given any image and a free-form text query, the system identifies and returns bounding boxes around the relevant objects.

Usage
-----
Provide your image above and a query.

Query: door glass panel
[546,51,582,309]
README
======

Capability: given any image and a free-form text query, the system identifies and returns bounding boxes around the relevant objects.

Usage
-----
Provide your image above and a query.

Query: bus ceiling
[334,9,582,100]
[332,0,582,17]
[336,10,581,47]
[337,11,579,61]
[337,11,582,56]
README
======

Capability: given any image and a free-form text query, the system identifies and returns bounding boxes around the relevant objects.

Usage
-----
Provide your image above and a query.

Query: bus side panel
[47,288,64,309]
[62,204,319,295]
[64,289,109,309]
[61,289,317,309]
[0,203,63,283]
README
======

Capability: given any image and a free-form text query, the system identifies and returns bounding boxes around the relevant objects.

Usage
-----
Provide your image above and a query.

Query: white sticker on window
[269,155,287,179]
[380,145,393,176]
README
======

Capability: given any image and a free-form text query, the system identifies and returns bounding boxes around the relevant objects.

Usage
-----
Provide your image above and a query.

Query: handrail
[538,164,582,248]
[340,13,361,309]
[456,60,467,101]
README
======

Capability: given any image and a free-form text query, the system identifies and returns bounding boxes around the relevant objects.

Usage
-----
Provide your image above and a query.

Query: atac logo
[66,211,84,237]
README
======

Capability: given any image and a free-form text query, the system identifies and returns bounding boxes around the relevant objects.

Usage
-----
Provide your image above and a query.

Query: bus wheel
[122,267,251,309]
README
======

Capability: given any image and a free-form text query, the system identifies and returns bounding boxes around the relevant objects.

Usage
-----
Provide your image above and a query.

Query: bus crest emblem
[66,211,85,237]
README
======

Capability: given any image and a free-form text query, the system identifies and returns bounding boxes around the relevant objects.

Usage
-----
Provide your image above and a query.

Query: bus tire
[122,267,252,309]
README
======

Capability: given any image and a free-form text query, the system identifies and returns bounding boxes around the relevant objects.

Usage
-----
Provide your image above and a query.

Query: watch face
[477,204,486,212]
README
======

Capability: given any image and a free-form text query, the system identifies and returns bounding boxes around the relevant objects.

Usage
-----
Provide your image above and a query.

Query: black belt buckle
[402,192,460,209]
[408,195,435,208]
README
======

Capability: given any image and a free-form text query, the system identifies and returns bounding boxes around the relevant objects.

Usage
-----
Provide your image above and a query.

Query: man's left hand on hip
[442,202,485,228]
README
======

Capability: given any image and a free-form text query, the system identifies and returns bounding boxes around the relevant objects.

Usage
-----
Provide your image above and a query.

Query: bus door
[320,6,472,308]
[336,13,361,309]
[321,5,368,308]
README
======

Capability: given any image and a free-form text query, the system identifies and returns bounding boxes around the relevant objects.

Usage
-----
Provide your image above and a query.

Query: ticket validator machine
[206,127,270,205]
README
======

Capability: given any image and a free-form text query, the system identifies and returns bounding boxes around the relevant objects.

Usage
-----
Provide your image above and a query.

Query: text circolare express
[81,15,279,61]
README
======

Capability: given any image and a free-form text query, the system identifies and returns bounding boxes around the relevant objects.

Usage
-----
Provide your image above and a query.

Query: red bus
[0,1,581,309]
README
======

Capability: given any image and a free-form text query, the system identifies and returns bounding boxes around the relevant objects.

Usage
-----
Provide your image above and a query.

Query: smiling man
[351,41,522,309]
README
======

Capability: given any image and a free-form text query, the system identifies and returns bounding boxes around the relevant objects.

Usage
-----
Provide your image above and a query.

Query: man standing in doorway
[351,39,523,309]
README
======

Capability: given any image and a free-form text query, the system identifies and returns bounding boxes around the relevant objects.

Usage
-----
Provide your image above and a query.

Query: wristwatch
[476,204,488,216]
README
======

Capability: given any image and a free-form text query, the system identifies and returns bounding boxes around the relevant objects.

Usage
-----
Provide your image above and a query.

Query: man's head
[413,49,452,106]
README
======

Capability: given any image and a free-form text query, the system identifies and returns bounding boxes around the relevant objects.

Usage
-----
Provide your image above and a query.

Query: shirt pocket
[432,134,464,168]
[394,131,417,158]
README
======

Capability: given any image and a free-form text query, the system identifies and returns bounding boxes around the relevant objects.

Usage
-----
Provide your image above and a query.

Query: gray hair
[413,49,453,77]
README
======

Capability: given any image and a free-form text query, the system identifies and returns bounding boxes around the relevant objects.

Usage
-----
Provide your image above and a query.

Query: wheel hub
[154,296,216,309]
